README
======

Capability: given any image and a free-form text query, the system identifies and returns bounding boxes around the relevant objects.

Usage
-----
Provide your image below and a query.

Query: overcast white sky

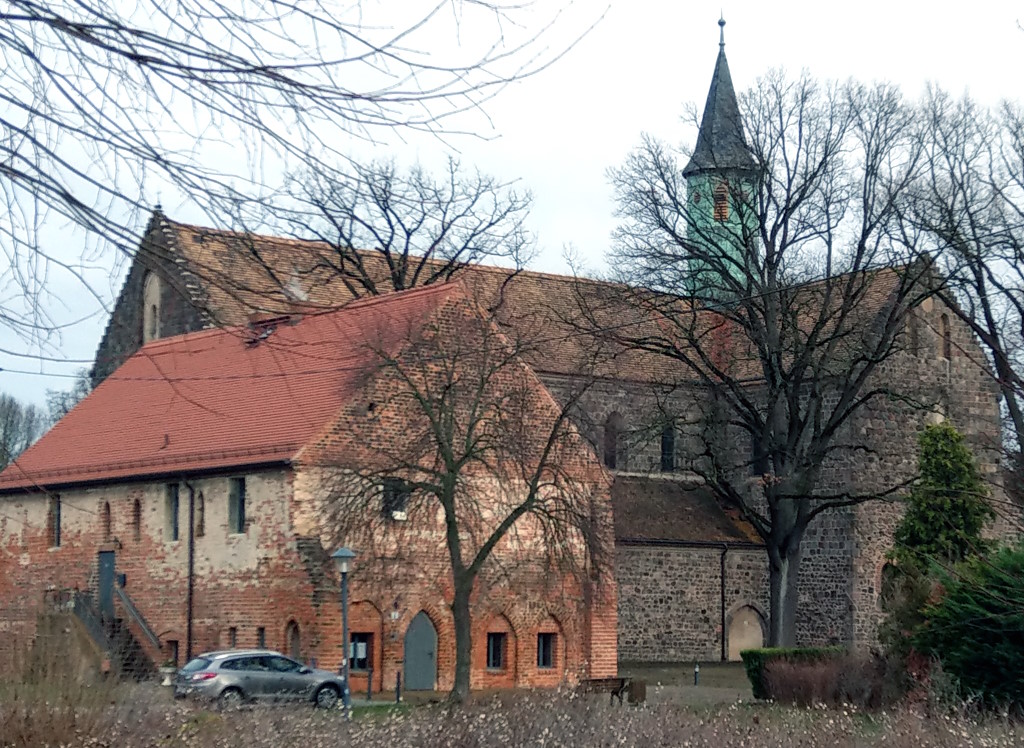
[3,0,1024,406]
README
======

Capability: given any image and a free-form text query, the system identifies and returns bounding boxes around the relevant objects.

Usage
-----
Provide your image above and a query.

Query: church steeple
[683,18,758,301]
[682,17,755,178]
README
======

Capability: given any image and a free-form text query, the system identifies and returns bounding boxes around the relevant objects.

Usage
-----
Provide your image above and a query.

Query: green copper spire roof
[682,18,755,177]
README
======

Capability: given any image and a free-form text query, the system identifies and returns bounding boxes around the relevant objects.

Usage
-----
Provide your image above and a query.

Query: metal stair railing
[114,583,161,651]
[45,588,113,653]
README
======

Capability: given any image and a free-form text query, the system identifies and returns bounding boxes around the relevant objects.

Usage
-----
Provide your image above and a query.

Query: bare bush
[764,653,906,710]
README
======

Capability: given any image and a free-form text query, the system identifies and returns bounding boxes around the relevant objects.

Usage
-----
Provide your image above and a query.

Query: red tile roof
[0,284,463,492]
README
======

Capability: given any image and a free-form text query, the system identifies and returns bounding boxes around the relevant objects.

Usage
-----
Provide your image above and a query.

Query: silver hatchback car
[174,650,346,709]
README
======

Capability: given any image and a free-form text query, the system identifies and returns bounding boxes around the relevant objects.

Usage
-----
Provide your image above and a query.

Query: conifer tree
[892,422,993,567]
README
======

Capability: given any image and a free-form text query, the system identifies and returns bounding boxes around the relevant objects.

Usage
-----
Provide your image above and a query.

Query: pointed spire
[682,18,756,178]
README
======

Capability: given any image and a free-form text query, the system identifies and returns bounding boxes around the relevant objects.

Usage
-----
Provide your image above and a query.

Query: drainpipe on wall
[720,544,728,662]
[184,480,196,662]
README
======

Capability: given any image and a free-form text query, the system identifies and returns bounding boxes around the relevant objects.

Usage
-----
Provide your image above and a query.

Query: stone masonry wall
[92,219,205,386]
[847,297,1005,648]
[615,544,768,662]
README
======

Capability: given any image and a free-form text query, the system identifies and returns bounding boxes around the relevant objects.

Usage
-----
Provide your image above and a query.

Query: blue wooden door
[97,550,115,621]
[403,611,437,691]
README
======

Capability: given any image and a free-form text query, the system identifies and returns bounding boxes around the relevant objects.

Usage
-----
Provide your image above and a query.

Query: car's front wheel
[218,687,244,710]
[314,684,340,709]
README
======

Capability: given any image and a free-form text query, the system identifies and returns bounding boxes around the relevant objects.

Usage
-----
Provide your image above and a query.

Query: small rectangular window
[486,632,506,670]
[165,484,179,541]
[537,633,555,669]
[228,626,237,648]
[166,639,179,666]
[382,478,410,520]
[49,495,61,548]
[257,626,266,648]
[229,478,246,534]
[349,632,372,671]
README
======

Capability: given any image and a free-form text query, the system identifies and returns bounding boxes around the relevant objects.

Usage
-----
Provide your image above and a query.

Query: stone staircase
[43,588,156,680]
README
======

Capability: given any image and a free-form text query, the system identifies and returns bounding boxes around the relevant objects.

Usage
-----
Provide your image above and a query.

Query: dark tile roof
[682,42,756,177]
[611,474,762,545]
[146,215,907,387]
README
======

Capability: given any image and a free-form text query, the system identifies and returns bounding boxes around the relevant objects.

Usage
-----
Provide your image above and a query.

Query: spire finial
[719,14,726,47]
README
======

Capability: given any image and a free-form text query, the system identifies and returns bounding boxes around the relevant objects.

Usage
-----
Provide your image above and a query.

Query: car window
[268,656,301,673]
[181,657,210,673]
[219,657,244,671]
[246,656,271,671]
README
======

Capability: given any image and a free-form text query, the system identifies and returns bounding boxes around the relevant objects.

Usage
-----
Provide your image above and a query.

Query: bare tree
[0,392,44,468]
[315,288,609,703]
[44,367,91,425]
[1,0,592,355]
[910,89,1024,457]
[275,157,533,298]
[598,72,934,646]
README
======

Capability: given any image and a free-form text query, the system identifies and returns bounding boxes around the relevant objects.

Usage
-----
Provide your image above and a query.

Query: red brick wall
[0,470,323,672]
[0,465,618,690]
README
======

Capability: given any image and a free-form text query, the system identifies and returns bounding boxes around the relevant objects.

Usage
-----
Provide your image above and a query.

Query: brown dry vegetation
[2,681,1024,748]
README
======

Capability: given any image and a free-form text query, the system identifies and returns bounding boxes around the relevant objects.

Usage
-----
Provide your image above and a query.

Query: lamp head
[331,547,356,575]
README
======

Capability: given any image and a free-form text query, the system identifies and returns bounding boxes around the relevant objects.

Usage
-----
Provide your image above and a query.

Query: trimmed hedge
[740,646,845,700]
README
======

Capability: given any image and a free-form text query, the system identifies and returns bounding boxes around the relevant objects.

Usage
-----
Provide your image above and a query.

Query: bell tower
[682,18,758,300]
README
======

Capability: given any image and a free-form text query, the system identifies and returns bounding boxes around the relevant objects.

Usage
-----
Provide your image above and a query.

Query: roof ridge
[135,281,462,353]
[159,215,619,290]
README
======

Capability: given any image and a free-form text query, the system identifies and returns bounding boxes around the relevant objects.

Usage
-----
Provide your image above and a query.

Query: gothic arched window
[142,272,161,343]
[660,422,676,472]
[102,501,112,541]
[713,181,729,222]
[603,412,626,470]
[940,313,951,360]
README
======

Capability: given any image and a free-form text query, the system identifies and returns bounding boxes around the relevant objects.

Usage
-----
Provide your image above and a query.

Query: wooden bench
[578,676,645,705]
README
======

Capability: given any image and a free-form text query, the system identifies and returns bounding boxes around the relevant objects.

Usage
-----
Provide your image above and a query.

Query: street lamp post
[331,547,356,720]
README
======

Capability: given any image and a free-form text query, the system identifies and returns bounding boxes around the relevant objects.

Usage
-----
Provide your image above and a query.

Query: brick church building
[0,27,1004,687]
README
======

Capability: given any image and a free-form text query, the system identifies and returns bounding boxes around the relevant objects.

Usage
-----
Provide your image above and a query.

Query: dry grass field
[2,674,1023,748]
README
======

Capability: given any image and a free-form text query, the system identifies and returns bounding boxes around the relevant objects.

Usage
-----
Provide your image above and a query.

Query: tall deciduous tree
[319,290,609,704]
[910,90,1024,457]
[599,72,935,646]
[274,158,533,298]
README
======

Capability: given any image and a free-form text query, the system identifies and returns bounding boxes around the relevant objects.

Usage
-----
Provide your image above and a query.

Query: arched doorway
[286,620,300,660]
[403,611,437,691]
[727,606,765,661]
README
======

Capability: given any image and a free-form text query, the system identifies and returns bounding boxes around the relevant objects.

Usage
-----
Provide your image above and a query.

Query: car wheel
[314,685,340,709]
[218,687,244,710]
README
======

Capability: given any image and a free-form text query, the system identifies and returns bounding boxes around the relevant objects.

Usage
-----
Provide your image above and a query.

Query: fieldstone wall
[846,298,1005,648]
[615,544,767,663]
[92,216,205,386]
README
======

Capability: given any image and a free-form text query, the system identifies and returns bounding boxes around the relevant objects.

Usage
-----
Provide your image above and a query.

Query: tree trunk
[448,582,473,704]
[767,542,803,647]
